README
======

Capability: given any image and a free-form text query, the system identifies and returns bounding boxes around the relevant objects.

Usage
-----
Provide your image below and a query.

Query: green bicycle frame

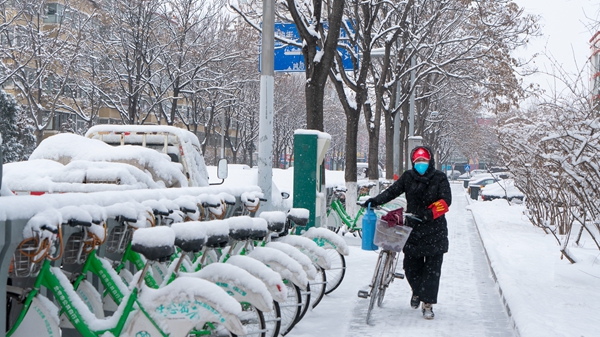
[8,259,138,337]
[328,199,365,230]
[73,248,217,337]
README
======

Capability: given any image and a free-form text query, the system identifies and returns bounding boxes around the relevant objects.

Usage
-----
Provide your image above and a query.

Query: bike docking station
[292,130,331,232]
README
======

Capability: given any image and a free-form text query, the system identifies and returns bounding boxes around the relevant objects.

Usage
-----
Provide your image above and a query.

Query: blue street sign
[260,22,357,72]
[465,164,471,172]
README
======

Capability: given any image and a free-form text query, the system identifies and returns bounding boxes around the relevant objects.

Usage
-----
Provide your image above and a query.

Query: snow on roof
[29,133,188,188]
[85,124,201,148]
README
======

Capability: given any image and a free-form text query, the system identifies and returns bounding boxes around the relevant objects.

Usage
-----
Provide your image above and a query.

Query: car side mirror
[217,158,228,180]
[210,158,228,185]
[281,192,290,199]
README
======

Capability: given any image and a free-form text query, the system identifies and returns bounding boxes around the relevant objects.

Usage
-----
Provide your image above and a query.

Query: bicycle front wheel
[324,250,346,294]
[310,266,326,309]
[296,282,311,323]
[377,251,395,307]
[238,302,266,337]
[262,300,281,337]
[280,281,301,335]
[366,252,387,325]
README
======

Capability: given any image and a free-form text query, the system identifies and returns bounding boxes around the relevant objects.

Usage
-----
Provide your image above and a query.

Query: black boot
[410,294,420,309]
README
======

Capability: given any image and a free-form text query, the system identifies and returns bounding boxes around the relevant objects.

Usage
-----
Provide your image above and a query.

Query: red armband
[428,199,449,219]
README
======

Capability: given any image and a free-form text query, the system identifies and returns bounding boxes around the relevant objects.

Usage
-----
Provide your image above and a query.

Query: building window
[44,3,65,24]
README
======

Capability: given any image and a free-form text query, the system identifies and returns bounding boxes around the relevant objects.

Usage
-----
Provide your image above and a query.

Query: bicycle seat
[250,218,268,240]
[259,211,287,233]
[172,222,207,253]
[131,243,174,262]
[227,216,254,241]
[130,227,175,262]
[287,208,310,227]
[205,233,229,248]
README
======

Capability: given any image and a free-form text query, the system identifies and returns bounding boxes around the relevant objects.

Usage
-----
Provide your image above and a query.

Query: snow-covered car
[3,132,193,194]
[481,179,524,202]
[467,175,501,196]
[446,170,461,180]
[85,124,213,187]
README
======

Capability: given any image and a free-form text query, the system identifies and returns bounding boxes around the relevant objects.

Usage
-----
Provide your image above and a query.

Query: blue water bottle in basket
[361,204,379,251]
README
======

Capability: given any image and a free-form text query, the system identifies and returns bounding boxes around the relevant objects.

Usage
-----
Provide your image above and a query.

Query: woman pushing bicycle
[362,146,451,320]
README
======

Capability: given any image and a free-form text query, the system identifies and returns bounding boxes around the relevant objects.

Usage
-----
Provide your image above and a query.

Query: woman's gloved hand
[361,198,379,208]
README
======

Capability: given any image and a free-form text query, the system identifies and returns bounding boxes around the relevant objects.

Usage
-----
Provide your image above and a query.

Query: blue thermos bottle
[361,205,378,251]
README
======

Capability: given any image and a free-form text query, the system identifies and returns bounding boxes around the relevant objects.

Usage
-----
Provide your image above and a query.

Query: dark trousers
[403,253,444,304]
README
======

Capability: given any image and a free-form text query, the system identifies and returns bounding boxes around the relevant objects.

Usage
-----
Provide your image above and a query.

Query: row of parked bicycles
[6,191,349,337]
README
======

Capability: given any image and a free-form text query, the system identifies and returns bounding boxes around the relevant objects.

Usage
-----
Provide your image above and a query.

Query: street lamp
[394,41,422,173]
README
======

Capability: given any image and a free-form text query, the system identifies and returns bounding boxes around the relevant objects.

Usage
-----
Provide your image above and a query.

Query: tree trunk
[306,82,325,131]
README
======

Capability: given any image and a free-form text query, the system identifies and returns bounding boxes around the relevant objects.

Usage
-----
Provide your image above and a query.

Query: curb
[464,192,521,337]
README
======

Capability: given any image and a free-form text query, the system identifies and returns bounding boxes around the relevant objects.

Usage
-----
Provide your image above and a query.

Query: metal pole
[409,53,415,138]
[393,80,401,176]
[220,112,225,159]
[257,0,274,211]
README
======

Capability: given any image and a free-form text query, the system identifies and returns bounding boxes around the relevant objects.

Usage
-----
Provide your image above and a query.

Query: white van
[86,125,226,187]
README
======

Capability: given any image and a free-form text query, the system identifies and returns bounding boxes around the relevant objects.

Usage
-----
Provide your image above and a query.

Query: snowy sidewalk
[288,183,514,337]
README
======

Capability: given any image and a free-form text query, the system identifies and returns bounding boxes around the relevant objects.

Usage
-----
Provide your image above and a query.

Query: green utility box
[293,130,331,232]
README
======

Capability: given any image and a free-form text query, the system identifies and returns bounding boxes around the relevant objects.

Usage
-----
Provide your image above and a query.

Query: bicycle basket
[9,239,43,278]
[106,226,132,254]
[373,219,412,252]
[62,232,89,264]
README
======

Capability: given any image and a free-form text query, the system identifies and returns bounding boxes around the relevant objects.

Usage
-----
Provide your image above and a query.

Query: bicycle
[55,202,270,337]
[5,209,245,337]
[357,207,421,324]
[325,185,406,238]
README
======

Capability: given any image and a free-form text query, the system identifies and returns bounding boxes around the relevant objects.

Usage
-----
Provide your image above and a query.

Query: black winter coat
[369,147,451,256]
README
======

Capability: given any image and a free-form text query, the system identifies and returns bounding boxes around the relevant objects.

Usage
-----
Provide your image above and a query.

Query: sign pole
[258,0,274,211]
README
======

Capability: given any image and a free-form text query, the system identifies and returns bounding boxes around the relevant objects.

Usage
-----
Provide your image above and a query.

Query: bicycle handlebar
[40,224,59,234]
[153,209,170,216]
[64,219,92,227]
[180,207,197,214]
[115,215,138,224]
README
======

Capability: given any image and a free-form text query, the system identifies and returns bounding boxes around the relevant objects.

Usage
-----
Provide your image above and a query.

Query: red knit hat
[412,147,431,162]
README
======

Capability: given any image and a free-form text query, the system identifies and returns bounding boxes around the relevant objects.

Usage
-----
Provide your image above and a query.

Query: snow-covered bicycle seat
[249,218,268,240]
[130,226,175,262]
[259,211,287,233]
[227,216,254,241]
[288,208,310,227]
[171,222,207,253]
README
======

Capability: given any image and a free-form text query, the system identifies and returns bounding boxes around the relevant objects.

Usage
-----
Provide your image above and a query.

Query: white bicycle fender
[184,263,273,312]
[225,255,287,303]
[60,279,105,328]
[303,227,350,255]
[138,277,245,336]
[266,241,317,280]
[11,295,61,337]
[275,235,332,269]
[248,247,308,290]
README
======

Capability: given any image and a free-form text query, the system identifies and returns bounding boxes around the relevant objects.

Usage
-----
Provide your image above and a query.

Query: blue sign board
[260,22,357,72]
[464,164,471,172]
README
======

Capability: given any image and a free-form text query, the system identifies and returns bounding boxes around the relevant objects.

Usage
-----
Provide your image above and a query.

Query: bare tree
[0,0,91,144]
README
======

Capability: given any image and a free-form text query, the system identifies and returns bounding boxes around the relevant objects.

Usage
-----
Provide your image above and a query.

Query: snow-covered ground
[285,183,600,337]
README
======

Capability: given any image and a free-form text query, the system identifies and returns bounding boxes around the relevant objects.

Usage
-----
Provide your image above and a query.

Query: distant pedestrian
[362,146,451,319]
